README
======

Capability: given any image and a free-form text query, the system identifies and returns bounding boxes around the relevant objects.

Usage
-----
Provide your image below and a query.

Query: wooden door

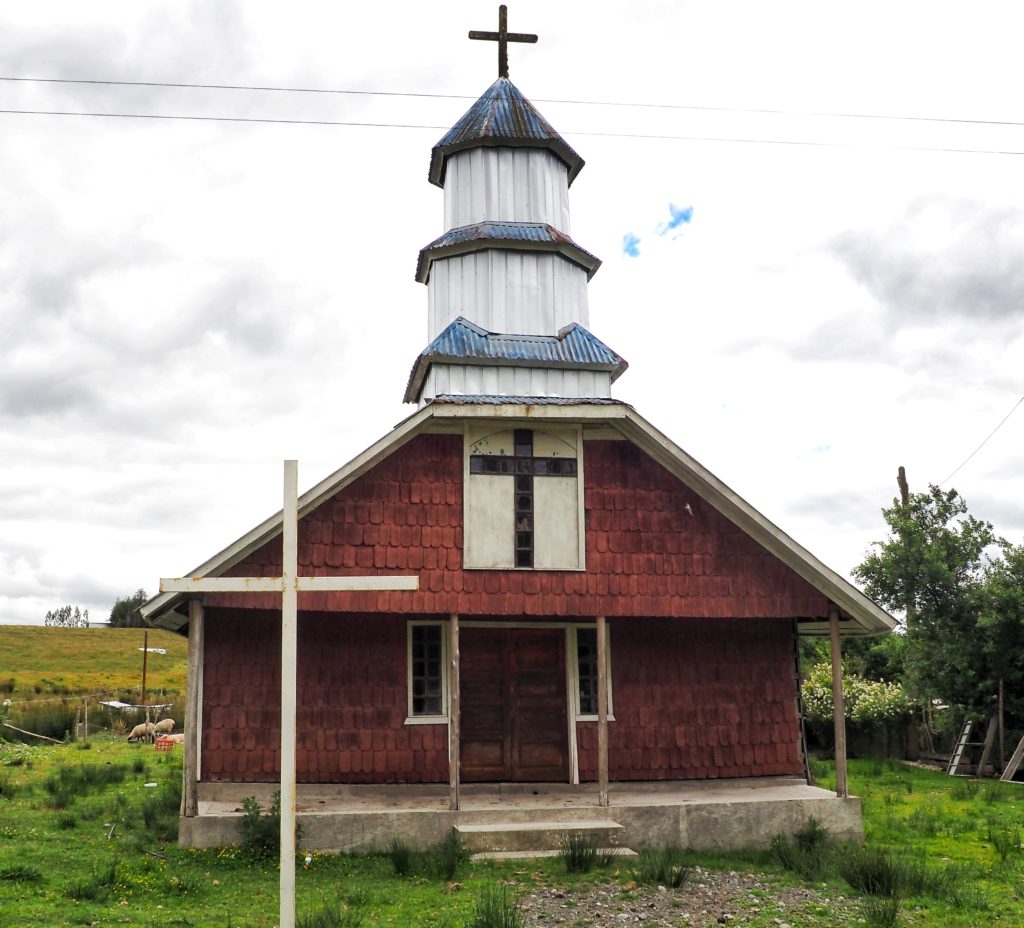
[460,627,569,782]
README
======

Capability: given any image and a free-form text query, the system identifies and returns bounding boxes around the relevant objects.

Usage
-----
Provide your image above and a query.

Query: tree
[978,543,1024,720]
[854,485,997,713]
[44,605,89,628]
[109,589,149,628]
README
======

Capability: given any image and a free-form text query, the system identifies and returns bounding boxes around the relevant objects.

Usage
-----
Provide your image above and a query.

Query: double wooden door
[460,627,569,782]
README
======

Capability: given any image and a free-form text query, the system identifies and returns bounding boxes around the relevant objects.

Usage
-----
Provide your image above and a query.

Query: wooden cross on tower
[160,461,418,928]
[469,4,538,79]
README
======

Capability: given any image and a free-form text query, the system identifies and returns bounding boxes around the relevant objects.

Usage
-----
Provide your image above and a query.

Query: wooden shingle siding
[206,435,830,622]
[576,618,803,781]
[201,611,448,783]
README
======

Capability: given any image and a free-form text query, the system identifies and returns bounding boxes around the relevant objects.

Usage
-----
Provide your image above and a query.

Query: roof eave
[417,238,601,284]
[429,137,585,189]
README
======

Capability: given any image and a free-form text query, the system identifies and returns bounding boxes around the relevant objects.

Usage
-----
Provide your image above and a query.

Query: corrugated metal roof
[429,78,584,188]
[403,316,628,402]
[416,221,601,283]
[429,395,627,406]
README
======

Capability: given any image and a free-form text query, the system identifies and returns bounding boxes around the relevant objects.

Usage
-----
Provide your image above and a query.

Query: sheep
[158,732,185,744]
[127,722,156,742]
[153,718,175,736]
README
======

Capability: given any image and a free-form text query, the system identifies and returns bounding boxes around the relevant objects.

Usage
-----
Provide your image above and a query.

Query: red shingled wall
[201,610,448,783]
[577,617,804,781]
[207,434,830,620]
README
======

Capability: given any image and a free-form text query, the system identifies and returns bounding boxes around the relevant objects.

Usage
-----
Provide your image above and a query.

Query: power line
[4,74,1024,131]
[2,107,1024,158]
[940,392,1024,486]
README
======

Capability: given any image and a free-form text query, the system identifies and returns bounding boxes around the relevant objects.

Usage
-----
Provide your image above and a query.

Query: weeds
[297,904,364,928]
[140,776,182,842]
[0,769,21,800]
[950,779,979,800]
[168,873,205,896]
[559,831,607,874]
[240,792,289,860]
[837,846,902,898]
[469,884,523,928]
[430,831,468,880]
[0,865,43,883]
[864,895,901,928]
[768,817,831,881]
[387,835,414,876]
[906,806,941,837]
[633,845,691,888]
[65,861,118,901]
[56,811,77,829]
[989,824,1022,863]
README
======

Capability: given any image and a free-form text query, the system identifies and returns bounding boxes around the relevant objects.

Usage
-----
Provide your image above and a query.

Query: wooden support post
[141,629,149,706]
[448,613,461,812]
[999,677,1005,771]
[83,697,89,744]
[182,599,204,817]
[596,615,609,808]
[280,460,298,928]
[829,605,848,798]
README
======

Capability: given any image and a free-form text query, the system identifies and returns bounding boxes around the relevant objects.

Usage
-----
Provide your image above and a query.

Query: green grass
[0,741,1022,927]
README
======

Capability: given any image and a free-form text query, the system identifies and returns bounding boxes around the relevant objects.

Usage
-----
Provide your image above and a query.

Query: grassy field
[0,626,188,698]
[1,741,1022,928]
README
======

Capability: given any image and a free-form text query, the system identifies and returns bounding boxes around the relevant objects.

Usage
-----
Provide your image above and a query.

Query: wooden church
[142,10,894,852]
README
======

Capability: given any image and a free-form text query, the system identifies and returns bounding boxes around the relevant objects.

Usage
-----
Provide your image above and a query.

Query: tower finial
[469,5,537,79]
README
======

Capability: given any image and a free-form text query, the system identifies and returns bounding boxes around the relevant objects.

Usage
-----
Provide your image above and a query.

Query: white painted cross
[160,460,418,928]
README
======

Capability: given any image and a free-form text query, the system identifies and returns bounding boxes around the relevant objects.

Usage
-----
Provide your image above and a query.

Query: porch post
[828,604,849,798]
[182,599,204,817]
[448,613,461,812]
[596,615,609,808]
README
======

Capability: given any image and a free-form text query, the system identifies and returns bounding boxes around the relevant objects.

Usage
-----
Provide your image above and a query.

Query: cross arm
[161,577,285,593]
[298,576,419,592]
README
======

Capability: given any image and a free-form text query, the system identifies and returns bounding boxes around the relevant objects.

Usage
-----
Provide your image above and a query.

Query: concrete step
[471,847,638,862]
[455,818,624,853]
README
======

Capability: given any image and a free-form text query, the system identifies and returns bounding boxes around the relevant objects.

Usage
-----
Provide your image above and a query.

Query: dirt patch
[520,867,861,927]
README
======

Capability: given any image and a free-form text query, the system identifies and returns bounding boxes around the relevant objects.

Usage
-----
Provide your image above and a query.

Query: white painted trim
[574,422,586,570]
[406,619,450,724]
[564,627,579,785]
[568,624,615,722]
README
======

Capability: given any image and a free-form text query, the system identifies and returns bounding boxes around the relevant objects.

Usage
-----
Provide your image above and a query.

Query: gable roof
[404,317,628,403]
[429,78,585,188]
[140,401,895,638]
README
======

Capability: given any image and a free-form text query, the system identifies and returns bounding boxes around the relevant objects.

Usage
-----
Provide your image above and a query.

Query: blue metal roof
[429,78,584,188]
[416,221,601,283]
[404,316,628,403]
[430,395,627,406]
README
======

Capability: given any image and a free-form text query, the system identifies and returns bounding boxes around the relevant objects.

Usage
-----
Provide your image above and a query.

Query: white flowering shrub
[802,662,911,726]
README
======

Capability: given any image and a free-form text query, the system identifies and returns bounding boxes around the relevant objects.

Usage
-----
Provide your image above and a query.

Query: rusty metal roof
[429,78,584,188]
[429,394,627,406]
[416,221,600,283]
[404,316,627,402]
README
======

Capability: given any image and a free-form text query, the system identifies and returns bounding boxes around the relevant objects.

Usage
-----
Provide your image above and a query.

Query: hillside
[0,626,188,699]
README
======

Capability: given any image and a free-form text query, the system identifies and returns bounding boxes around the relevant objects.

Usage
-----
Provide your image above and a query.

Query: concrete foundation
[180,777,863,853]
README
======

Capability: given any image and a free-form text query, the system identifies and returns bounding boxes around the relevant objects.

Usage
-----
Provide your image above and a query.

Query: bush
[864,895,901,928]
[240,792,297,860]
[802,662,911,727]
[838,846,903,898]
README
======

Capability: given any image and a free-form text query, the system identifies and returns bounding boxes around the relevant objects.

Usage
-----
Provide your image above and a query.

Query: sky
[1,1,1022,626]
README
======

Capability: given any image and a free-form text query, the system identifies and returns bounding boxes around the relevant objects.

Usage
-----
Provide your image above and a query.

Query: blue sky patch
[622,233,641,257]
[656,203,694,237]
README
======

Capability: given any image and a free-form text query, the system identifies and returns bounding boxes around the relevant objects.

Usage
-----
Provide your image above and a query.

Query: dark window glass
[577,627,599,715]
[410,625,444,716]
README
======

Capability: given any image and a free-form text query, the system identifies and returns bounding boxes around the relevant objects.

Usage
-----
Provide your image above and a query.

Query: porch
[179,776,862,854]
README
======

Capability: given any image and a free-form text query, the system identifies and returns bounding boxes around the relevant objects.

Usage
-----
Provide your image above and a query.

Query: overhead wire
[3,74,1024,131]
[1,107,1023,158]
[940,393,1024,486]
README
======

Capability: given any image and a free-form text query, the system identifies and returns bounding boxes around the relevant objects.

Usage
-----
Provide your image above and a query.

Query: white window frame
[567,623,614,722]
[405,619,449,725]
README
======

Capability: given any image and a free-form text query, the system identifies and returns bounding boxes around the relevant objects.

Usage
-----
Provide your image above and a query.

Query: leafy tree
[44,605,89,628]
[854,485,998,713]
[978,543,1024,719]
[108,589,149,628]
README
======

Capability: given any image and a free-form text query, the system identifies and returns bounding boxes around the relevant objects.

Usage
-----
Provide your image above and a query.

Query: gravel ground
[517,867,862,927]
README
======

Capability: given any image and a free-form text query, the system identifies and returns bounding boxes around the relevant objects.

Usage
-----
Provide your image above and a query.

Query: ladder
[947,715,998,776]
[1001,735,1024,782]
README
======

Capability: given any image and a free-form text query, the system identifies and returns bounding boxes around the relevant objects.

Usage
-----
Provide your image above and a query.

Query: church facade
[143,36,893,847]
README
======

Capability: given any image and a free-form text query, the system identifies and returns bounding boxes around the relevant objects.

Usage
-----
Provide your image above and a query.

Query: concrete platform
[179,777,863,853]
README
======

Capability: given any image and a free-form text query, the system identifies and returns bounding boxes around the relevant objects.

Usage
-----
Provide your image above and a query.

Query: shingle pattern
[207,435,830,621]
[576,618,803,781]
[201,612,448,783]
